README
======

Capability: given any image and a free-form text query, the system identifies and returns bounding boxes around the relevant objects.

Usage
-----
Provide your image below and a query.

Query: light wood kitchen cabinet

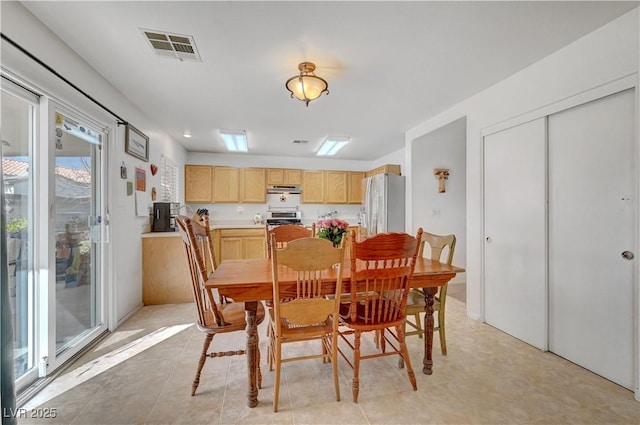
[283,169,302,185]
[302,170,324,203]
[365,164,401,177]
[214,228,265,261]
[266,168,302,185]
[213,166,240,202]
[324,171,348,204]
[142,235,192,305]
[348,171,365,204]
[240,168,266,202]
[185,165,213,203]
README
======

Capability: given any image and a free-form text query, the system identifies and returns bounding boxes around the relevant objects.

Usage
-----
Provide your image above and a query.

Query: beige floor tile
[17,293,640,425]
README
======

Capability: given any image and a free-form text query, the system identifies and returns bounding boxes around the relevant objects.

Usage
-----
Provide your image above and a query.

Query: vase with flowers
[316,218,349,247]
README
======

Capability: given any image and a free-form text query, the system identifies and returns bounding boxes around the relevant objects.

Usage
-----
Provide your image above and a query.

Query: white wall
[410,117,466,284]
[1,2,187,325]
[406,9,639,325]
[372,148,405,172]
[186,152,374,223]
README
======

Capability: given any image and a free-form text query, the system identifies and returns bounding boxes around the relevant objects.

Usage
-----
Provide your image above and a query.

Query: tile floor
[18,283,640,424]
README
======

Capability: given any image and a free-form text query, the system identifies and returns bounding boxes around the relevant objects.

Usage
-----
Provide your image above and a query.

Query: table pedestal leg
[422,287,437,375]
[245,301,259,407]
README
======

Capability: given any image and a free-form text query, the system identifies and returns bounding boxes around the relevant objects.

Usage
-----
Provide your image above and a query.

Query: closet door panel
[548,89,635,389]
[483,118,547,349]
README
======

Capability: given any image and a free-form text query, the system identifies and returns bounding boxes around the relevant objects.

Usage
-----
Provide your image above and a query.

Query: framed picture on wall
[125,124,149,162]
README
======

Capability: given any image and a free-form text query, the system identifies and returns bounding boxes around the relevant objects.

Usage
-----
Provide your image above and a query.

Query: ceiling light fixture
[317,136,349,156]
[183,131,192,138]
[285,62,329,107]
[220,129,248,152]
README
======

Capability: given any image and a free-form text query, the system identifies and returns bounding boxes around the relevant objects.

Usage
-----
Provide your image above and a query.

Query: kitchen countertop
[142,219,360,237]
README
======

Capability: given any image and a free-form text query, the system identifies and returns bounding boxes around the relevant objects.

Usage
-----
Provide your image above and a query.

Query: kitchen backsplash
[187,202,363,225]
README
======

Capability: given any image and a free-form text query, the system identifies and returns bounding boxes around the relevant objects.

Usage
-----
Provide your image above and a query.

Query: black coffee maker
[152,202,180,232]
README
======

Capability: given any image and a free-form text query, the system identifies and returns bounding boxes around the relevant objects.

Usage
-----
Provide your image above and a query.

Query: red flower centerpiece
[316,218,349,247]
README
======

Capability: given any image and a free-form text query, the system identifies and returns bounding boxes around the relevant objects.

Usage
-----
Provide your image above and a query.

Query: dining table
[205,256,464,407]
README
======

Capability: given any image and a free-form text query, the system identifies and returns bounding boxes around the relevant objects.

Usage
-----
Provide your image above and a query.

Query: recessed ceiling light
[317,136,349,156]
[220,129,248,152]
[183,131,192,138]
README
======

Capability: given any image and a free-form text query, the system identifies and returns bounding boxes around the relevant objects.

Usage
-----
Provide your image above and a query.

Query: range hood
[266,185,301,194]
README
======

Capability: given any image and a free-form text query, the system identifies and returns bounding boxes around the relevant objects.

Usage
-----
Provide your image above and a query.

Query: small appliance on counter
[152,202,180,232]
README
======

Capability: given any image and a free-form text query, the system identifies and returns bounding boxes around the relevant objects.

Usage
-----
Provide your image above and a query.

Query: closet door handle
[486,236,492,243]
[622,251,634,260]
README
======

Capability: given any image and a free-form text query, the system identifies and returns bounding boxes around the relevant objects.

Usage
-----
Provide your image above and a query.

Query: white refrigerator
[361,173,405,236]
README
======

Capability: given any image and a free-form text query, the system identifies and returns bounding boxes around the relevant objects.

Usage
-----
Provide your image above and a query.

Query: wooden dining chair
[264,223,316,259]
[336,228,423,403]
[175,215,265,396]
[268,235,345,412]
[403,232,456,357]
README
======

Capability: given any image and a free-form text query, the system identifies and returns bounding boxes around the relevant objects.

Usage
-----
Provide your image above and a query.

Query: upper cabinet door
[283,169,302,185]
[348,171,365,204]
[302,171,324,203]
[213,167,240,203]
[266,168,285,185]
[240,168,266,203]
[324,171,348,204]
[185,165,213,203]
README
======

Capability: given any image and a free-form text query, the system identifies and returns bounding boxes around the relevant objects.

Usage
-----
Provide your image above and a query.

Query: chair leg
[396,324,417,391]
[273,338,282,412]
[352,331,361,403]
[192,333,214,396]
[331,332,341,402]
[398,322,406,369]
[438,308,447,355]
[374,329,380,348]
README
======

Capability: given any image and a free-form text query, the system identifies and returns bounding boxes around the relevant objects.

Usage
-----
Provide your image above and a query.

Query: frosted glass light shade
[285,62,329,107]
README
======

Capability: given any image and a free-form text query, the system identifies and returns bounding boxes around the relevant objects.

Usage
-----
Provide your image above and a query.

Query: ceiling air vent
[140,29,201,62]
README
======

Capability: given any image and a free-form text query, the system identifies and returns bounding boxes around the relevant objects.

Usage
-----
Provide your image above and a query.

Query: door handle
[486,236,492,243]
[622,251,634,260]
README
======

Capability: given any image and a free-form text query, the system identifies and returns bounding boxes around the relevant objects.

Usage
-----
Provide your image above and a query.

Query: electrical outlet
[237,206,243,213]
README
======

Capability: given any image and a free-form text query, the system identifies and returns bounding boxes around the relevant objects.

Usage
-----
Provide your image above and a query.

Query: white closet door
[548,89,635,389]
[484,117,547,349]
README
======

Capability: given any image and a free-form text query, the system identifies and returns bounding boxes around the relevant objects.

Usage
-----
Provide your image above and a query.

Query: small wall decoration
[126,181,133,196]
[120,162,128,179]
[434,168,450,193]
[135,167,146,192]
[125,124,149,162]
[151,187,157,201]
[150,164,158,176]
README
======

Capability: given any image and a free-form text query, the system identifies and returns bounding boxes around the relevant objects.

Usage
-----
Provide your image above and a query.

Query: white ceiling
[20,1,638,160]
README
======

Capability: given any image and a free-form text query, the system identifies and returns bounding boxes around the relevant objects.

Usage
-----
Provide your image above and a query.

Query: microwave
[152,202,180,232]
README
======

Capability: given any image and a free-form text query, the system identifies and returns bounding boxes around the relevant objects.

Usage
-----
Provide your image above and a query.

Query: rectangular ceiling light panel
[220,130,248,152]
[317,136,349,156]
[141,29,201,62]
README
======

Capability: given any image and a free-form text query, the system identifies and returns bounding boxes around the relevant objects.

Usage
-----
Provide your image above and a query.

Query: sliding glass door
[1,78,39,390]
[2,76,109,391]
[47,105,107,370]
